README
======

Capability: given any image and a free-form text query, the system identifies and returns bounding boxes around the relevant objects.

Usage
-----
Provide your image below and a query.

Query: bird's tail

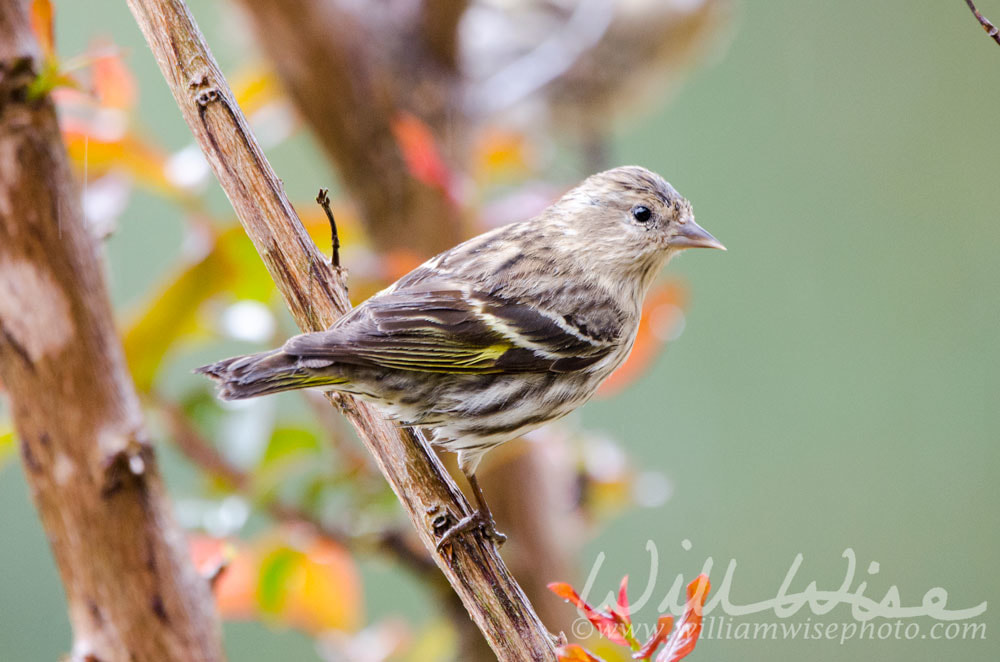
[196,349,341,400]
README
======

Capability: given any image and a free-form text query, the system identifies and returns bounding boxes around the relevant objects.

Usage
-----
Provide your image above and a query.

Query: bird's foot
[481,512,507,547]
[435,509,507,552]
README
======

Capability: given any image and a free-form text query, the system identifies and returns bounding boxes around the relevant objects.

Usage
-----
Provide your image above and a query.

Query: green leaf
[123,225,276,392]
[255,545,303,615]
[261,426,321,466]
[248,426,324,505]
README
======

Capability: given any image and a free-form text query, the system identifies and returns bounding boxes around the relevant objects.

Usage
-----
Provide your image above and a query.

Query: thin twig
[966,0,1000,45]
[316,188,340,268]
[201,554,231,590]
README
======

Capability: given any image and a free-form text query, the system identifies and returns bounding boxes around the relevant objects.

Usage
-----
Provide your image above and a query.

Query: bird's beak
[669,219,726,251]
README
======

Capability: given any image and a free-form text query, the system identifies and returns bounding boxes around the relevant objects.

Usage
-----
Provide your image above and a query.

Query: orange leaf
[548,582,580,603]
[474,127,534,181]
[283,536,364,633]
[687,575,710,616]
[190,536,257,620]
[633,615,673,660]
[656,575,710,662]
[552,573,709,661]
[548,581,631,646]
[61,123,175,195]
[93,47,137,110]
[390,112,455,199]
[29,0,55,60]
[190,531,363,634]
[380,248,427,282]
[231,65,284,117]
[557,644,607,662]
[617,575,631,626]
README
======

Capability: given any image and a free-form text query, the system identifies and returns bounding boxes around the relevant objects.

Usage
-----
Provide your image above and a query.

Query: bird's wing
[282,278,616,374]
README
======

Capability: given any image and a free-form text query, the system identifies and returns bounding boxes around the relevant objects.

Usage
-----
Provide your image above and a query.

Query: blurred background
[1,0,997,660]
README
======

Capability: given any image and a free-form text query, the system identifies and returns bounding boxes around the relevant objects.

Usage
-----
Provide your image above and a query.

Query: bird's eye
[632,206,653,223]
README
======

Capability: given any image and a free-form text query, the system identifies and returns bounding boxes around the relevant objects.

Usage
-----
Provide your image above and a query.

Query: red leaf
[617,575,632,625]
[548,582,581,604]
[633,615,674,660]
[553,574,711,661]
[556,644,607,662]
[656,574,710,662]
[93,46,137,110]
[547,581,631,646]
[390,112,455,199]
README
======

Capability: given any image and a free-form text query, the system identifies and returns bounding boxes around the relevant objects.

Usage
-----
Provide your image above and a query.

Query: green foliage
[256,545,303,616]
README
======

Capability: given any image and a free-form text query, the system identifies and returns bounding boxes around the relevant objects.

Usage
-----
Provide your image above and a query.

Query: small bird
[199,166,724,547]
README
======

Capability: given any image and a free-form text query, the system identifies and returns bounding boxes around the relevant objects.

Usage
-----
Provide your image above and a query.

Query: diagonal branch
[966,0,1000,45]
[122,0,557,659]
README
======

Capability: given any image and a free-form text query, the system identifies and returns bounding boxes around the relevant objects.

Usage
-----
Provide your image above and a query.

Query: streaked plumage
[200,166,723,544]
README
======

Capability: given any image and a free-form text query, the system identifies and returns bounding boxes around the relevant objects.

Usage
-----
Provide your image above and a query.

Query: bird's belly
[423,370,603,448]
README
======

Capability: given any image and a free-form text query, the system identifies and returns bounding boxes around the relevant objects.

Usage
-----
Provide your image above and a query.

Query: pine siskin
[199,166,724,546]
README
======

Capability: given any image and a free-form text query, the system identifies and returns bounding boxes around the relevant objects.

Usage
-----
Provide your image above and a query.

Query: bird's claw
[483,516,507,547]
[435,509,507,552]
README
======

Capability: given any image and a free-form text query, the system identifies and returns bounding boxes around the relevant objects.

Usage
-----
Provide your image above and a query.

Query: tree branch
[122,0,557,659]
[0,3,223,661]
[966,0,1000,45]
[419,0,470,70]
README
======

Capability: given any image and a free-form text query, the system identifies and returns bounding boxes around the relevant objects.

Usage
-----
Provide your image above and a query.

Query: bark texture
[123,0,558,659]
[0,3,224,661]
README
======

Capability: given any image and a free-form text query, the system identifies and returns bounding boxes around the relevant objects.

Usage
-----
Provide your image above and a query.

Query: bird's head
[551,165,725,283]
